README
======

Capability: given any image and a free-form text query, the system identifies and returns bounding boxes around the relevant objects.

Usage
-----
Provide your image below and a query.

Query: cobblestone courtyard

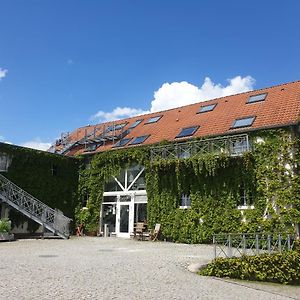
[0,237,299,300]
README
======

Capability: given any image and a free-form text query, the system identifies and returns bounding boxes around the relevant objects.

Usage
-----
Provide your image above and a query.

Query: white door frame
[102,166,147,238]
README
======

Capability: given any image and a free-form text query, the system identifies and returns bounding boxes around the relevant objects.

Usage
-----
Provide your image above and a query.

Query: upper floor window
[198,103,217,113]
[104,164,146,192]
[247,93,267,104]
[237,185,254,209]
[180,193,191,209]
[145,115,162,124]
[0,153,11,173]
[232,116,256,129]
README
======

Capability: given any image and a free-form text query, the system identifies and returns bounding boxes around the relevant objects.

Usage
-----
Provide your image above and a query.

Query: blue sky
[0,0,299,150]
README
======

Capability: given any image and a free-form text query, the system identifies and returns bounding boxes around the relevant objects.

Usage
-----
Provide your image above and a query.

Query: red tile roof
[56,80,300,156]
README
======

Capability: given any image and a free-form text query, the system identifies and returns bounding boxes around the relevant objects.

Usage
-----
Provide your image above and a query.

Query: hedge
[199,251,300,285]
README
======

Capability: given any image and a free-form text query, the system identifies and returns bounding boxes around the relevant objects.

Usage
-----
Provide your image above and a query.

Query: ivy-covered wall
[0,143,79,231]
[77,127,300,243]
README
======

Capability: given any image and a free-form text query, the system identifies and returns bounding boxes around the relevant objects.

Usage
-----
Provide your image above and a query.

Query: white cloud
[150,76,255,112]
[21,138,51,151]
[0,68,8,80]
[91,106,149,123]
[91,75,255,123]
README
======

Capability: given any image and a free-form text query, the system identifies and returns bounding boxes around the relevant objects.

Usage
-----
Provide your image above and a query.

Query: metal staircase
[0,174,71,239]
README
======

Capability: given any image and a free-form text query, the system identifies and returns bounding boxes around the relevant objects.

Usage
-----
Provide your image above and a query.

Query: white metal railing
[0,174,71,239]
[150,134,250,162]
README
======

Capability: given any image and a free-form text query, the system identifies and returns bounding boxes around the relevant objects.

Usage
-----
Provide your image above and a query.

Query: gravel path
[0,237,299,300]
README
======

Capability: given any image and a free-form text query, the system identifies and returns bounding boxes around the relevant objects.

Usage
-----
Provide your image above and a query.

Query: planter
[0,232,14,242]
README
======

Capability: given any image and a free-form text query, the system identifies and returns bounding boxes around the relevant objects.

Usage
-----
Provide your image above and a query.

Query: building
[1,80,300,241]
[51,80,300,241]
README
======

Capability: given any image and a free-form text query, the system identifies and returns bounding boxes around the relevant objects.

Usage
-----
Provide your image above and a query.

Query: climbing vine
[0,143,79,231]
[76,128,300,243]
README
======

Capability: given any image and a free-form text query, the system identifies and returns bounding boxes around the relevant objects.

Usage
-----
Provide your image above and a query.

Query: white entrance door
[116,201,133,238]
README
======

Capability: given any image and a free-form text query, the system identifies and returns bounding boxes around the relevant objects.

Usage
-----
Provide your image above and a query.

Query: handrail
[0,174,71,239]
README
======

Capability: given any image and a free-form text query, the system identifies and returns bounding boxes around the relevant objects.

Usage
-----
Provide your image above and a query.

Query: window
[113,138,132,148]
[145,115,162,124]
[51,165,57,176]
[176,126,199,138]
[84,144,98,152]
[106,123,127,132]
[180,194,191,209]
[247,93,267,103]
[129,119,143,129]
[114,123,127,130]
[238,186,254,209]
[232,117,255,129]
[129,135,150,145]
[0,153,11,172]
[198,103,217,113]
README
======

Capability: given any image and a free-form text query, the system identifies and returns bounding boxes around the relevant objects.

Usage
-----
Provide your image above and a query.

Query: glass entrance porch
[101,165,147,238]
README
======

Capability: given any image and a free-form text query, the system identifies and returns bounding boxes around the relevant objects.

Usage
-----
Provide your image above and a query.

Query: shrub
[199,251,300,285]
[0,218,11,233]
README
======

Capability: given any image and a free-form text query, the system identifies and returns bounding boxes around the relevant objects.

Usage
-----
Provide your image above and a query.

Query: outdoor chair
[149,223,160,241]
[133,222,148,240]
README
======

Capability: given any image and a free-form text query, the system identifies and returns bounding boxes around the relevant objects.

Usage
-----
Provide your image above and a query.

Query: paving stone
[0,237,299,300]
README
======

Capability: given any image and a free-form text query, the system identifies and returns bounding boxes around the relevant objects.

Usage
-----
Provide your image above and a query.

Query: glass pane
[247,93,267,103]
[199,104,217,113]
[130,171,146,190]
[127,165,145,190]
[120,205,129,233]
[134,203,147,223]
[103,196,118,203]
[113,138,132,148]
[145,116,162,124]
[104,177,123,192]
[129,119,143,129]
[232,117,255,128]
[129,135,149,145]
[102,204,116,233]
[176,126,199,138]
[120,195,131,202]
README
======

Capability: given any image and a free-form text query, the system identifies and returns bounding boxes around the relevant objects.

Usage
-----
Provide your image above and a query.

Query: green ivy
[0,143,79,231]
[76,128,300,241]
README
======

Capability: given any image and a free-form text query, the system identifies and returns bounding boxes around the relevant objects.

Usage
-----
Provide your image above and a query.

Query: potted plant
[0,218,14,241]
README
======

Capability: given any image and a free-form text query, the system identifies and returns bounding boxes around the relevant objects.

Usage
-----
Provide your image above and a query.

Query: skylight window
[176,126,199,138]
[106,123,127,132]
[145,115,162,124]
[84,144,98,152]
[247,93,267,103]
[129,135,150,145]
[232,117,256,129]
[113,123,127,130]
[198,103,217,113]
[129,119,143,129]
[113,138,132,148]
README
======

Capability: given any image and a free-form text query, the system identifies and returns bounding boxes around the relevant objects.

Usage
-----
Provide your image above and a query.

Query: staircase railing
[0,174,71,239]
